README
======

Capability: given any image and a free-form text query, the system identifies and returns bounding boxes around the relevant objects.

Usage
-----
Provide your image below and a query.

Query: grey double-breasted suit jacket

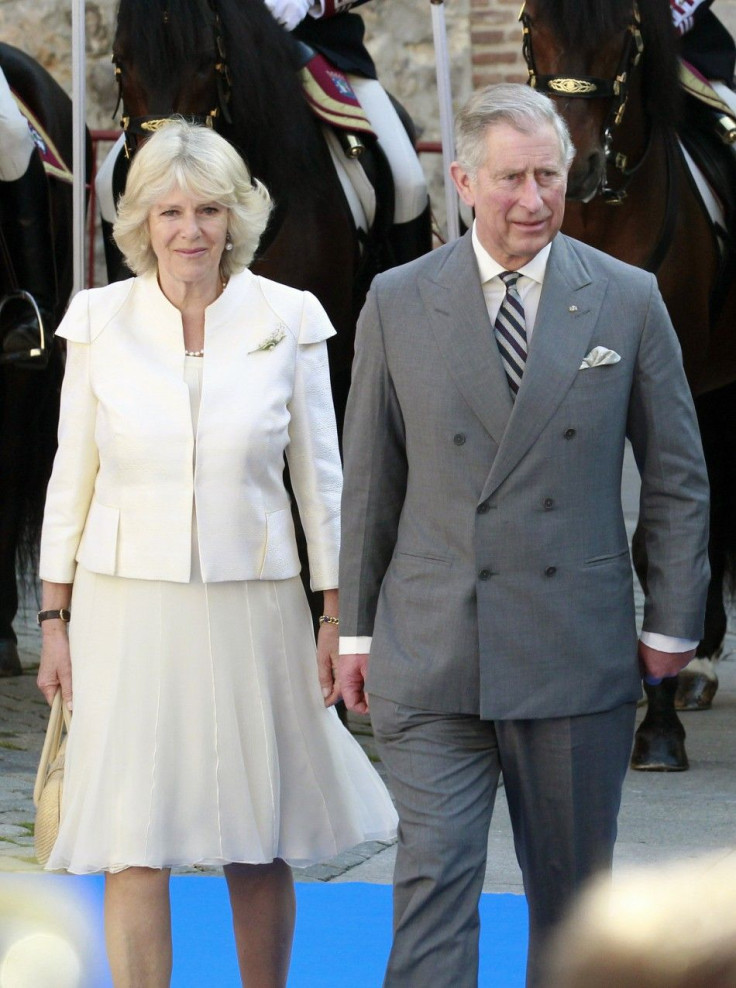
[339,231,710,720]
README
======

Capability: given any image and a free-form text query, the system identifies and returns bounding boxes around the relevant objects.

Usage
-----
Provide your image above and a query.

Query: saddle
[296,43,393,248]
[678,60,736,229]
[10,90,72,184]
[677,60,736,317]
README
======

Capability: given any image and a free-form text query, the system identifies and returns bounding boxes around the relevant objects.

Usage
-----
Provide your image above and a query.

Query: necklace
[183,277,228,358]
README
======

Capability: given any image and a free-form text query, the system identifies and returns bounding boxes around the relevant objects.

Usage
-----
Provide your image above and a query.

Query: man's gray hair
[455,83,576,177]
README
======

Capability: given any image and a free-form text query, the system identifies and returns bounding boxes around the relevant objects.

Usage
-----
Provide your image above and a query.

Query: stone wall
[0,0,473,262]
[4,0,736,268]
[467,0,736,85]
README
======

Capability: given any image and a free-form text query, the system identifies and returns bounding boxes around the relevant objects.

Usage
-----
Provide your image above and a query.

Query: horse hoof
[0,640,23,677]
[630,725,689,772]
[675,659,719,711]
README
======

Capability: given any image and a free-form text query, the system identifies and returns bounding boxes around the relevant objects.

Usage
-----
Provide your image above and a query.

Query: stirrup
[0,290,48,366]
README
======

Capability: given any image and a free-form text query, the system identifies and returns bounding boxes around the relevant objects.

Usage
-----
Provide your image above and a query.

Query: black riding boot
[0,150,58,369]
[386,199,432,267]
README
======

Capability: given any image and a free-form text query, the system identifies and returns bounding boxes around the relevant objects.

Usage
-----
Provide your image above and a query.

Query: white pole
[71,0,86,293]
[430,0,460,242]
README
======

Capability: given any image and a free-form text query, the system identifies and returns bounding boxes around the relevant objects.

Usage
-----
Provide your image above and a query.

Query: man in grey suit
[337,84,711,986]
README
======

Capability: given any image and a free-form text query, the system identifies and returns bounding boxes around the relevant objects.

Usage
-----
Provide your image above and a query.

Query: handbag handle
[33,690,72,807]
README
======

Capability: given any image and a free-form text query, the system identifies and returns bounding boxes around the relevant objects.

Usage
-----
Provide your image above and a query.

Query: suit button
[545,566,557,577]
[477,501,490,514]
[478,569,492,581]
[543,498,554,510]
[564,428,576,440]
[453,433,466,446]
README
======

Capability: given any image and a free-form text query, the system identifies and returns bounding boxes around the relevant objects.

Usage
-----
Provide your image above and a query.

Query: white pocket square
[579,346,621,370]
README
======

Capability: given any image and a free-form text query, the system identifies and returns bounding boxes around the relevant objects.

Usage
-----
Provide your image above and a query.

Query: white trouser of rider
[95,78,429,228]
[95,133,126,225]
[0,67,35,182]
[348,75,427,225]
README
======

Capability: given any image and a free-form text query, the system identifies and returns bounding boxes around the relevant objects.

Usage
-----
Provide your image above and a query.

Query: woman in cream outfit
[36,119,396,987]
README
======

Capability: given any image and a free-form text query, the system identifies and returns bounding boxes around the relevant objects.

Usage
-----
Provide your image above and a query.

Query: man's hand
[638,641,696,683]
[263,0,312,31]
[338,652,370,714]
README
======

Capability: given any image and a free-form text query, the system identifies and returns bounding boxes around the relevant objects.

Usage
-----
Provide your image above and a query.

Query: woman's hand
[317,588,340,706]
[317,620,340,707]
[36,581,73,710]
[37,626,73,711]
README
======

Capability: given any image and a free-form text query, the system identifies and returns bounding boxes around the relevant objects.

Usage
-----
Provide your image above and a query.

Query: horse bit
[519,1,645,203]
[112,0,232,158]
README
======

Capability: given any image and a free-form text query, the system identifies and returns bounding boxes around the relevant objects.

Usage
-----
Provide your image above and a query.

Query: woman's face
[148,188,229,292]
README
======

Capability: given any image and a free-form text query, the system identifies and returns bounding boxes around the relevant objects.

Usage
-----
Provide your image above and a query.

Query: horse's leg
[676,381,736,709]
[0,350,61,677]
[0,372,27,676]
[629,523,689,770]
[631,675,688,771]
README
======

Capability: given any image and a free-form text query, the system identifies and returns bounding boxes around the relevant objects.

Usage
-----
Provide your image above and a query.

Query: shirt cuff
[640,631,698,653]
[339,636,372,655]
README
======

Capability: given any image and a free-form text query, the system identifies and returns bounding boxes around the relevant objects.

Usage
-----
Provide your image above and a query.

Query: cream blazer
[39,269,342,588]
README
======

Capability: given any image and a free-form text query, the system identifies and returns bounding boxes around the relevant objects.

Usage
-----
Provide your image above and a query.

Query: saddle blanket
[11,90,73,184]
[679,58,736,136]
[300,53,375,138]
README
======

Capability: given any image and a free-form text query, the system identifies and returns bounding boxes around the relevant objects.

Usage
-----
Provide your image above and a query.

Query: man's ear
[450,161,476,209]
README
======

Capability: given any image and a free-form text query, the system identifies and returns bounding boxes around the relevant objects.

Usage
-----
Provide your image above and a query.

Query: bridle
[112,0,232,158]
[519,1,645,202]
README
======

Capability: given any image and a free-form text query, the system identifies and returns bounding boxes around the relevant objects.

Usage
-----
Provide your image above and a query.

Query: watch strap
[37,608,71,626]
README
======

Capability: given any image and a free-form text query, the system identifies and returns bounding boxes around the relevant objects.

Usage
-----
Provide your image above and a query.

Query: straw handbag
[33,690,71,866]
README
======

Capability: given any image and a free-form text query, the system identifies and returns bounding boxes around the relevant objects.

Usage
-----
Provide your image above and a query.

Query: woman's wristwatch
[37,608,71,625]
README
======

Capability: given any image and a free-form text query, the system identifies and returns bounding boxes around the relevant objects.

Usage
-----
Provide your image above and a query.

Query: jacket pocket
[584,547,630,567]
[260,505,300,579]
[76,499,120,575]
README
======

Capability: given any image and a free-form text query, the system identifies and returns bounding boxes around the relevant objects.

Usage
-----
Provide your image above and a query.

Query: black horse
[0,43,91,675]
[110,0,421,437]
[519,0,736,769]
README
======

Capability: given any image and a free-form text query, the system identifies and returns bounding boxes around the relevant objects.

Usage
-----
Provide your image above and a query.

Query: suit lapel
[419,233,513,446]
[481,236,609,499]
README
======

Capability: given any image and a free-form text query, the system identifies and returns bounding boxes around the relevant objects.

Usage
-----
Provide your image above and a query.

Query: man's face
[451,121,569,269]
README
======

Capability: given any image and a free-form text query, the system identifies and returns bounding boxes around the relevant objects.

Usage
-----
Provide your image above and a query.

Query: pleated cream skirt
[47,567,397,874]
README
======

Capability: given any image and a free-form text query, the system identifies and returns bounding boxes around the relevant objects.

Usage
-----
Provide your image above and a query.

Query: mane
[533,0,632,48]
[532,0,683,126]
[216,0,325,192]
[114,0,327,199]
[115,0,213,97]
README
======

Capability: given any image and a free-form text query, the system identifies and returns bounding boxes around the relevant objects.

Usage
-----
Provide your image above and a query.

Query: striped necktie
[494,271,527,398]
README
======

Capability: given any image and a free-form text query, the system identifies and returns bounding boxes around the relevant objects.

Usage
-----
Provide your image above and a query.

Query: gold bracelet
[318,614,339,626]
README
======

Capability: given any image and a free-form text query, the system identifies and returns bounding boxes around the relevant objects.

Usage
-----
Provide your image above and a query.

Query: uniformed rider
[264,0,431,263]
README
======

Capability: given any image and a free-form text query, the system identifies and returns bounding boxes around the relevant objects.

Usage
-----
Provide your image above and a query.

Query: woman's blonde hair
[113,118,272,277]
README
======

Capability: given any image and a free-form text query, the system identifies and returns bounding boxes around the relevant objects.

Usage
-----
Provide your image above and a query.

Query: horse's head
[519,0,649,202]
[113,0,229,156]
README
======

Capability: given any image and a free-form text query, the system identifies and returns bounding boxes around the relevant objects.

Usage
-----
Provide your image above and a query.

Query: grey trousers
[369,695,636,988]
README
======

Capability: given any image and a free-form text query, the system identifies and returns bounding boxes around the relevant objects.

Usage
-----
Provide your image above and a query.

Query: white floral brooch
[249,327,286,354]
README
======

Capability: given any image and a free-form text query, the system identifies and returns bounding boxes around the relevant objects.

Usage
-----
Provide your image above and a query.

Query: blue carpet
[5,876,527,986]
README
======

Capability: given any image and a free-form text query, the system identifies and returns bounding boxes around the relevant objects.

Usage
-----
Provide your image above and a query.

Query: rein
[519,0,644,202]
[112,0,232,158]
